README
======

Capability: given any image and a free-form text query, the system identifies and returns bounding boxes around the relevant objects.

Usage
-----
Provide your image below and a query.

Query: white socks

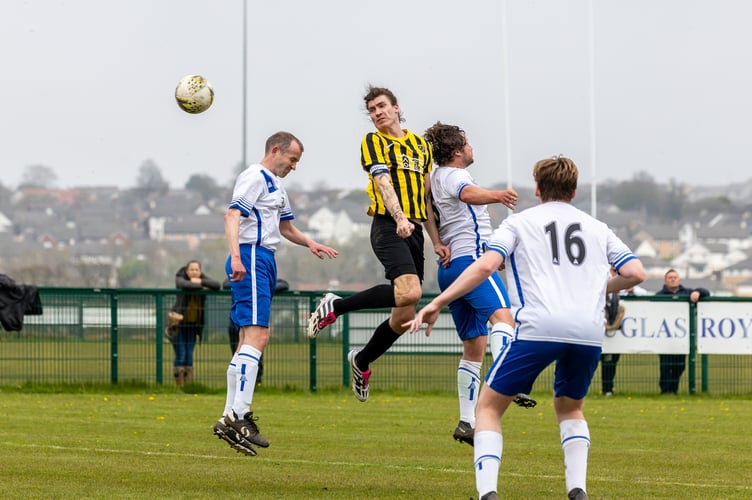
[223,354,239,416]
[489,322,514,361]
[231,345,262,418]
[457,360,482,425]
[560,419,590,494]
[475,430,503,497]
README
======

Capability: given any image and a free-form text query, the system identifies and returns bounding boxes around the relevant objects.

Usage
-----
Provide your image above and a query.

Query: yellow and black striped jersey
[360,129,433,220]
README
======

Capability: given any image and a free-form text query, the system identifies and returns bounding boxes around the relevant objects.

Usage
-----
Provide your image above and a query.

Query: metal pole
[588,0,597,217]
[501,0,513,213]
[241,0,248,169]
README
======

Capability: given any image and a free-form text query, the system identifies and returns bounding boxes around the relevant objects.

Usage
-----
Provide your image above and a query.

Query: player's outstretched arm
[404,250,504,335]
[460,185,518,210]
[280,220,338,259]
[404,301,442,336]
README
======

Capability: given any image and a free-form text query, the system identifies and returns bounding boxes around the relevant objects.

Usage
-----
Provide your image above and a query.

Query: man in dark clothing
[601,289,623,395]
[0,273,42,331]
[655,269,710,394]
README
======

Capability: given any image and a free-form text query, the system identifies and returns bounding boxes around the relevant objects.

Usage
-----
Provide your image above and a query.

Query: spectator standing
[601,280,649,395]
[655,269,709,394]
[171,260,220,386]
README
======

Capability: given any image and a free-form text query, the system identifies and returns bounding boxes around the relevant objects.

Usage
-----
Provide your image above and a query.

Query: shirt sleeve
[280,185,294,221]
[361,132,388,175]
[447,169,474,200]
[228,168,265,217]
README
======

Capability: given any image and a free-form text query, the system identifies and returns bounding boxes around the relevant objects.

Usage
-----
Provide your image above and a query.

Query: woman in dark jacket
[171,260,220,386]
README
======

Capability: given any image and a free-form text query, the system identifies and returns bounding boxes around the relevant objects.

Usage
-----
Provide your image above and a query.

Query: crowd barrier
[1,288,750,395]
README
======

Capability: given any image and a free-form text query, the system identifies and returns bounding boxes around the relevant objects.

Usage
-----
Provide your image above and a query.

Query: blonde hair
[533,156,578,201]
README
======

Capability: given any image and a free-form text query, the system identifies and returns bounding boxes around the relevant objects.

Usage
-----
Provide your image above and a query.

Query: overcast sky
[2,0,750,193]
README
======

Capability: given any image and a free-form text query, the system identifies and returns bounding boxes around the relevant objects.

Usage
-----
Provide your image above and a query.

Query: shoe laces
[243,412,260,430]
[318,312,336,328]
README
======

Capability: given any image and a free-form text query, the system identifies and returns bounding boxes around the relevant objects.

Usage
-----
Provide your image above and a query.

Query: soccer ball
[174,75,214,114]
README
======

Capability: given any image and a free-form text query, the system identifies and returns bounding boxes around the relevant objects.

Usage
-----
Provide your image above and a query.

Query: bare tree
[20,165,58,189]
[135,159,169,196]
[185,174,221,202]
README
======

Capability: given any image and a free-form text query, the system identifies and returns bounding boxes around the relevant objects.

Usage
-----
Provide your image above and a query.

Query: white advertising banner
[697,302,752,354]
[602,301,689,354]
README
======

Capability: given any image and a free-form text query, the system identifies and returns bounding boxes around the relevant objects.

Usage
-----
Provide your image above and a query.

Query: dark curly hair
[423,122,465,166]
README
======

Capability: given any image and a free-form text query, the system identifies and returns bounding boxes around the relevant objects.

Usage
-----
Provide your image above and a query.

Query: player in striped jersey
[307,86,448,402]
[406,156,646,500]
[214,131,338,456]
[423,122,535,448]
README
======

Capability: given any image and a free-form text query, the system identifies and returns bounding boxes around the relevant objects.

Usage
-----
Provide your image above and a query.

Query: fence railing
[1,288,750,395]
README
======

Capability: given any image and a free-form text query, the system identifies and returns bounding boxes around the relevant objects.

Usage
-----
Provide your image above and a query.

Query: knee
[398,289,421,306]
[392,275,422,307]
[489,308,514,325]
[394,284,422,306]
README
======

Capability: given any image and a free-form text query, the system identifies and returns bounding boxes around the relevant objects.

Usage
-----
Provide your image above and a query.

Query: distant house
[720,256,752,295]
[162,214,224,249]
[633,240,657,259]
[634,223,682,260]
[306,207,369,244]
[0,212,12,233]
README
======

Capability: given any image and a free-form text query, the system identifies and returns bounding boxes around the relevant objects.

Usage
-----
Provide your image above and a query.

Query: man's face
[367,95,400,132]
[458,134,474,167]
[665,271,681,290]
[270,141,303,178]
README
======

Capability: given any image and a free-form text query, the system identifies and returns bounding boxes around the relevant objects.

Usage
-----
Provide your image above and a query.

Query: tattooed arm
[373,172,414,239]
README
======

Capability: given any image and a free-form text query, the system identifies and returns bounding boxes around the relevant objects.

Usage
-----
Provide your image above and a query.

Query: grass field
[1,387,750,499]
[4,338,752,395]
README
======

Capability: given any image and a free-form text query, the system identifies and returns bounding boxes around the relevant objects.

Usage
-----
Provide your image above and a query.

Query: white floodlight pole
[588,0,597,217]
[501,0,513,215]
[241,0,248,169]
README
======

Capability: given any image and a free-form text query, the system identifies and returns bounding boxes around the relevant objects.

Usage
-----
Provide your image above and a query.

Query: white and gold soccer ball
[174,75,214,114]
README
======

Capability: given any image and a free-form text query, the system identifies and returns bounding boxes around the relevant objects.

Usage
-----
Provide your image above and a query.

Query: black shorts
[370,214,424,282]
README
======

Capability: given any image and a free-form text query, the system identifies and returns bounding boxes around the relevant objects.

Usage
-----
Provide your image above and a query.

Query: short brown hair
[424,122,465,166]
[533,156,578,202]
[665,268,679,279]
[363,85,404,123]
[265,131,303,154]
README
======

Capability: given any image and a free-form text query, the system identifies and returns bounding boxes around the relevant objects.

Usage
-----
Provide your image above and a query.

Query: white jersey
[228,163,294,252]
[430,166,492,259]
[486,201,636,346]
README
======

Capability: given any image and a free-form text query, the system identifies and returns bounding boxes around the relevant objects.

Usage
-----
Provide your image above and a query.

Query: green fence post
[309,338,317,392]
[342,312,350,389]
[688,300,696,395]
[155,292,164,385]
[701,354,708,393]
[110,290,119,385]
[78,298,85,340]
[308,295,317,392]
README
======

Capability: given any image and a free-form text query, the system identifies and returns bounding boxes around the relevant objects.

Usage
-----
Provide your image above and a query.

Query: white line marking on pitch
[6,442,750,492]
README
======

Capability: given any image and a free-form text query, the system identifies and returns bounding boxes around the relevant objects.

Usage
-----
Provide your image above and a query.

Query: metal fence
[1,288,750,395]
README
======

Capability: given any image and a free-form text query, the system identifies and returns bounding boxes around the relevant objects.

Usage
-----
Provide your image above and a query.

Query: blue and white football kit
[431,165,512,341]
[484,201,636,399]
[226,164,292,328]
